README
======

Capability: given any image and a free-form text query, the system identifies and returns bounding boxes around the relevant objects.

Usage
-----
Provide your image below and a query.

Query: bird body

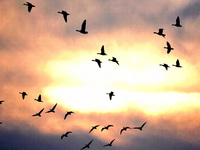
[120,127,131,135]
[19,92,28,100]
[58,10,70,23]
[160,63,170,70]
[46,103,57,113]
[103,139,115,147]
[64,111,74,119]
[106,91,115,100]
[164,42,174,54]
[61,131,72,139]
[172,59,182,68]
[81,139,93,150]
[32,108,44,117]
[154,28,166,38]
[92,58,102,68]
[108,57,119,65]
[89,125,100,133]
[97,45,107,55]
[76,20,88,34]
[133,122,147,131]
[101,125,113,132]
[34,94,43,102]
[23,2,35,12]
[172,16,182,27]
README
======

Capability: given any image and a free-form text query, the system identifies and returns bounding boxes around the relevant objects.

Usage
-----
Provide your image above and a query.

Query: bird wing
[81,20,86,31]
[176,16,180,25]
[133,127,140,129]
[28,5,33,12]
[81,145,87,150]
[176,59,180,66]
[67,131,72,135]
[167,42,171,48]
[167,48,171,54]
[101,45,105,53]
[97,61,101,68]
[120,129,124,134]
[110,139,115,145]
[61,134,65,139]
[159,29,163,34]
[38,108,44,115]
[64,113,68,120]
[63,14,67,22]
[22,93,25,99]
[38,95,41,101]
[87,139,93,146]
[107,125,113,128]
[101,127,105,132]
[89,127,94,133]
[109,94,112,100]
[141,122,147,129]
[52,103,57,111]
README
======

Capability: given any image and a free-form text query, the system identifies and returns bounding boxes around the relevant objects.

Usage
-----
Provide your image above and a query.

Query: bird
[120,127,131,135]
[19,92,28,100]
[76,20,88,34]
[160,63,170,70]
[58,10,70,23]
[32,108,45,117]
[0,122,2,124]
[172,16,182,27]
[23,2,35,12]
[34,94,43,102]
[164,41,174,54]
[92,59,102,68]
[97,45,107,55]
[154,28,166,38]
[103,139,115,147]
[89,125,100,133]
[106,91,115,100]
[46,103,57,113]
[61,131,72,139]
[133,122,147,131]
[108,57,119,65]
[0,100,5,104]
[64,111,74,120]
[80,139,94,150]
[101,125,113,132]
[172,59,182,68]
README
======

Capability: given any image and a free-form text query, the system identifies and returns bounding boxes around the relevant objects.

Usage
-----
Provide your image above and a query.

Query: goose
[120,127,131,135]
[23,2,35,12]
[19,92,28,100]
[64,111,74,120]
[160,63,170,70]
[106,91,115,100]
[108,57,119,65]
[58,10,70,23]
[133,122,147,131]
[61,131,72,139]
[103,139,115,147]
[97,45,107,55]
[89,125,100,133]
[46,103,57,113]
[154,28,166,38]
[80,139,94,150]
[101,125,113,132]
[32,108,44,117]
[172,16,182,27]
[92,59,102,68]
[34,94,43,102]
[76,20,88,34]
[164,41,174,54]
[172,59,182,68]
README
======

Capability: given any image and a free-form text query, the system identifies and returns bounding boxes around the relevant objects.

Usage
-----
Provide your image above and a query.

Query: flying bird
[133,122,147,131]
[0,122,2,124]
[58,10,70,23]
[172,59,182,68]
[101,125,113,132]
[120,127,131,135]
[106,91,115,100]
[34,94,43,102]
[64,111,74,120]
[80,139,94,150]
[154,28,166,38]
[19,92,28,100]
[76,20,88,34]
[61,131,72,139]
[23,2,35,12]
[89,125,100,133]
[160,63,170,70]
[172,16,182,27]
[97,45,107,55]
[108,57,119,65]
[32,108,44,117]
[0,100,5,104]
[164,41,174,54]
[46,103,57,113]
[103,139,115,147]
[92,59,102,68]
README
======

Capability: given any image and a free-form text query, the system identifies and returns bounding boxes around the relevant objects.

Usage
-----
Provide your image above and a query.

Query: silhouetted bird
[0,100,5,104]
[46,103,57,113]
[172,59,182,68]
[120,127,131,135]
[23,2,35,12]
[154,28,166,38]
[101,125,113,132]
[133,122,147,131]
[108,57,119,65]
[106,91,115,100]
[81,139,93,150]
[172,16,182,27]
[0,122,2,124]
[61,131,72,139]
[92,59,102,68]
[97,45,107,55]
[32,108,44,117]
[58,10,70,23]
[64,111,74,120]
[19,92,28,100]
[34,94,43,102]
[160,63,169,70]
[89,125,100,133]
[164,41,174,54]
[76,20,88,34]
[103,139,115,147]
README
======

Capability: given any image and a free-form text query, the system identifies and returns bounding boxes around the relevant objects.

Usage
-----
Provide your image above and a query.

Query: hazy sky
[1,0,200,150]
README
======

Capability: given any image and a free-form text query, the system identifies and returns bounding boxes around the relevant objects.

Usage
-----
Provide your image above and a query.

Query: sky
[0,0,200,149]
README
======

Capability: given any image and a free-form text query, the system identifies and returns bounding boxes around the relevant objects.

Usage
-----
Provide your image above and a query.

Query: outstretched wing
[52,103,57,111]
[167,42,171,48]
[38,108,44,115]
[176,59,180,66]
[176,16,180,25]
[101,45,105,53]
[110,139,115,145]
[158,28,163,34]
[81,20,86,31]
[141,122,147,128]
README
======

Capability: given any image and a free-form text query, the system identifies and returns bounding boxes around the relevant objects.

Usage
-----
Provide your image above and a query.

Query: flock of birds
[0,1,184,150]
